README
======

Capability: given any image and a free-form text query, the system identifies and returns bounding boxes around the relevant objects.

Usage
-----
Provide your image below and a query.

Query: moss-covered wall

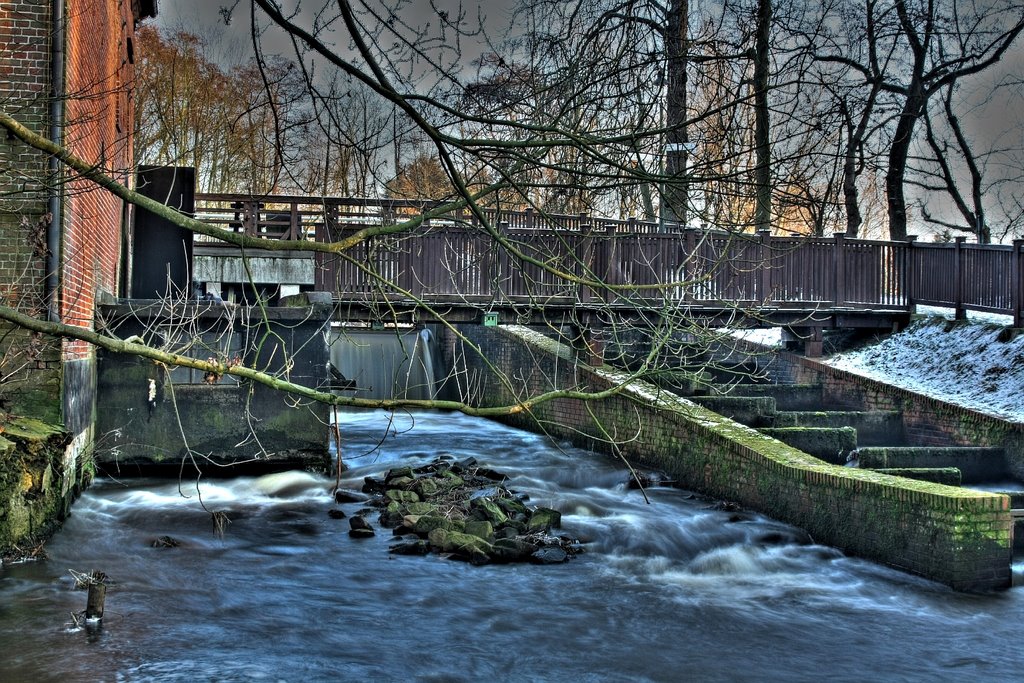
[445,325,1012,592]
[0,416,74,553]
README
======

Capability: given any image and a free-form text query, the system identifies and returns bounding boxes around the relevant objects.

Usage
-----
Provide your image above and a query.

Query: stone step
[761,427,858,464]
[689,395,776,427]
[870,467,961,487]
[857,447,1008,484]
[770,410,904,446]
[713,383,825,412]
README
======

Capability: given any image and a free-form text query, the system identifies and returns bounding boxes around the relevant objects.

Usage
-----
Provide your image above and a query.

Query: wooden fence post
[684,228,696,303]
[1013,240,1024,328]
[758,229,772,303]
[954,236,966,320]
[904,235,917,312]
[496,221,510,298]
[579,220,593,304]
[833,232,846,307]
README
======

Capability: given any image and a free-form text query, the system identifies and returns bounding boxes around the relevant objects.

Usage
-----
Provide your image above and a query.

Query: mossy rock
[411,477,441,499]
[527,507,562,532]
[385,489,420,504]
[405,501,439,516]
[464,519,494,541]
[469,497,509,525]
[427,528,493,564]
[413,515,465,536]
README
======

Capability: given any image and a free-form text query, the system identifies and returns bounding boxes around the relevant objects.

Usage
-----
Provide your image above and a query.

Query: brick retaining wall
[443,325,1012,592]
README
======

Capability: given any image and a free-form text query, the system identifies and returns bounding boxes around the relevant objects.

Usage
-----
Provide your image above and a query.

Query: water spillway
[328,326,443,401]
[2,410,1024,681]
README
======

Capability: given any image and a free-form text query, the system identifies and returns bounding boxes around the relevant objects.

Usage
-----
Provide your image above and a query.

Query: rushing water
[2,410,1023,682]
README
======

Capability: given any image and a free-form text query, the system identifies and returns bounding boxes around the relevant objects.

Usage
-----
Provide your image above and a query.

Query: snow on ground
[825,312,1024,422]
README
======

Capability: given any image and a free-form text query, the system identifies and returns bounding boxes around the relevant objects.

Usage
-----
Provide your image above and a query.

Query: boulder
[527,507,562,532]
[334,489,369,504]
[385,489,420,504]
[469,497,509,525]
[530,546,569,564]
[463,519,494,541]
[348,515,375,538]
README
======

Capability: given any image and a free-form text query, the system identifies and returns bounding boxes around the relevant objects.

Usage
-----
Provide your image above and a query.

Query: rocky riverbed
[334,455,584,565]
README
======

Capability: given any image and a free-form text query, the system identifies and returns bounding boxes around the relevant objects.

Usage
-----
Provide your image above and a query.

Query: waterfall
[328,326,444,401]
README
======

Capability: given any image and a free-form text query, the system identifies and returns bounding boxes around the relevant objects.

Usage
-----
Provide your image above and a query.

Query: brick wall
[0,1,61,417]
[444,325,1013,592]
[63,0,137,359]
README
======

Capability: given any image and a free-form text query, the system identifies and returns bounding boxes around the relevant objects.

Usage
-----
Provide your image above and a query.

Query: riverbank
[0,415,76,560]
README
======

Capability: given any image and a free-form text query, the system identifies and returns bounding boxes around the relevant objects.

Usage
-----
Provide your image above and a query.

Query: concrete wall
[443,324,1012,592]
[95,303,331,475]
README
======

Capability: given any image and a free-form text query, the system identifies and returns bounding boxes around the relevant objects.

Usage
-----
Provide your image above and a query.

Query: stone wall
[443,324,1012,592]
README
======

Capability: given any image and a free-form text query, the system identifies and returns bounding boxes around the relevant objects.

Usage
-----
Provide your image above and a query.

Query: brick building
[0,1,156,473]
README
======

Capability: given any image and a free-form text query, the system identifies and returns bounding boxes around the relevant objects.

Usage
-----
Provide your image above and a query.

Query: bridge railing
[192,194,1024,324]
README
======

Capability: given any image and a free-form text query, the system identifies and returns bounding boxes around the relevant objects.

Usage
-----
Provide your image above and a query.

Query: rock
[386,476,415,490]
[362,476,387,494]
[491,537,537,562]
[496,497,529,516]
[405,502,438,516]
[413,515,464,536]
[389,540,431,555]
[334,489,368,504]
[527,507,562,532]
[469,497,509,525]
[530,546,569,564]
[439,472,465,489]
[151,535,181,548]
[349,515,375,538]
[475,468,507,482]
[463,519,494,541]
[327,509,347,519]
[411,477,440,499]
[385,489,420,504]
[428,528,493,564]
[385,466,415,483]
[454,457,478,472]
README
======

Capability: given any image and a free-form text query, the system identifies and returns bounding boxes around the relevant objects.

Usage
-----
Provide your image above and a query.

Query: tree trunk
[663,0,689,228]
[885,85,926,241]
[752,0,772,233]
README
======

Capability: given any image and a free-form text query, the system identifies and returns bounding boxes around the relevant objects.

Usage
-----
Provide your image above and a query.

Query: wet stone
[530,547,569,564]
[334,489,368,504]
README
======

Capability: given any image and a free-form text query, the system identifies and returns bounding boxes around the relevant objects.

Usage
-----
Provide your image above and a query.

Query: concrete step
[770,410,904,446]
[857,447,1008,484]
[714,383,825,412]
[689,395,776,427]
[761,427,858,464]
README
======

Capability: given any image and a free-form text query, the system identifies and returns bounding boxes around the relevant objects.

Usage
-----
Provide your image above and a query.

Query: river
[1,410,1022,682]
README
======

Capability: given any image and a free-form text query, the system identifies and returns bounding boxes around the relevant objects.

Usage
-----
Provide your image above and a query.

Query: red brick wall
[62,0,137,360]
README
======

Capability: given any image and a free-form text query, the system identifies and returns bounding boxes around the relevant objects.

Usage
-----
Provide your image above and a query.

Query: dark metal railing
[193,194,1024,325]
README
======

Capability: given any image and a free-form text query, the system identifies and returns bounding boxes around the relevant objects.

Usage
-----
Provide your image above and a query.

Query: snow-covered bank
[825,316,1024,422]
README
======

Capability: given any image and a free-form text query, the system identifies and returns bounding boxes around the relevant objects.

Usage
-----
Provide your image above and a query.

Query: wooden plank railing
[193,193,1024,324]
